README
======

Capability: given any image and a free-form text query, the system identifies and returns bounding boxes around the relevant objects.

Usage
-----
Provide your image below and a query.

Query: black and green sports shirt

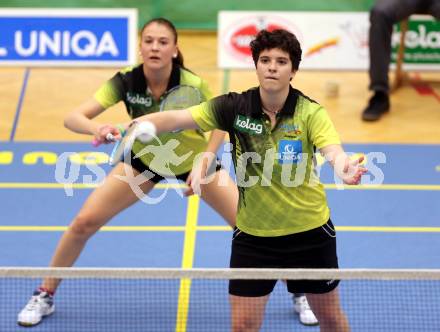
[94,63,212,176]
[190,86,341,237]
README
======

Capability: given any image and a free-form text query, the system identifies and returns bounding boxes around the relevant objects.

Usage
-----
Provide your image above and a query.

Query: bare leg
[306,287,350,332]
[41,163,156,291]
[199,169,238,228]
[202,170,268,331]
[230,294,269,332]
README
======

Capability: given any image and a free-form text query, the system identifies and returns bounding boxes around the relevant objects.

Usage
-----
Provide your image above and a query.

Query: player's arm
[132,97,229,143]
[65,73,128,143]
[320,144,367,185]
[133,109,201,135]
[205,130,226,154]
[133,94,230,136]
[64,99,122,143]
[308,104,367,185]
[64,99,105,135]
[184,129,227,196]
[65,72,126,143]
[195,129,226,176]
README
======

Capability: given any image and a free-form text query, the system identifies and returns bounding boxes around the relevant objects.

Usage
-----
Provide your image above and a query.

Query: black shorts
[229,219,340,297]
[126,151,222,184]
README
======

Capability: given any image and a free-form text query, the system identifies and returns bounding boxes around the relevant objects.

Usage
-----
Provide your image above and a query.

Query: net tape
[2,268,440,280]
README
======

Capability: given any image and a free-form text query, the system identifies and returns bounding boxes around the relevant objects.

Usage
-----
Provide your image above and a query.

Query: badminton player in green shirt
[127,29,366,331]
[17,17,238,327]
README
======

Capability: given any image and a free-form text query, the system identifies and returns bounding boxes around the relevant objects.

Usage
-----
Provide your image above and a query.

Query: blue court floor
[0,142,439,331]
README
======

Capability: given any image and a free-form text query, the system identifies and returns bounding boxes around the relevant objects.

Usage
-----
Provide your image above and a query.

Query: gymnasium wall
[1,0,375,29]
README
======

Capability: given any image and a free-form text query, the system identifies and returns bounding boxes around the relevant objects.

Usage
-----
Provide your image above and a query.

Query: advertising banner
[218,11,440,70]
[0,9,137,67]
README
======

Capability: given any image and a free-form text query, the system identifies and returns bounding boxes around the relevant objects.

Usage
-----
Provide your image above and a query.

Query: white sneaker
[17,290,55,326]
[294,295,319,326]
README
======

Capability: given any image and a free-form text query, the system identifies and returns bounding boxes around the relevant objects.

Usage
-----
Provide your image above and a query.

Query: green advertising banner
[0,0,375,29]
[392,16,440,67]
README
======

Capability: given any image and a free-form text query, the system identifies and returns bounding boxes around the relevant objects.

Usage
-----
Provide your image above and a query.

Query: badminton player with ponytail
[17,18,238,327]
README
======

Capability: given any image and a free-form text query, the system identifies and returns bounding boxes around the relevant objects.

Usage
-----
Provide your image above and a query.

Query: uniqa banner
[0,8,137,67]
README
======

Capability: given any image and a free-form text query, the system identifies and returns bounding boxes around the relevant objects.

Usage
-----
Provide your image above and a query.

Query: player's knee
[232,317,260,332]
[317,309,345,329]
[70,213,102,237]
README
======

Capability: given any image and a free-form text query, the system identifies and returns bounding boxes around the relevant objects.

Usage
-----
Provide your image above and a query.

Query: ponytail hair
[173,49,184,68]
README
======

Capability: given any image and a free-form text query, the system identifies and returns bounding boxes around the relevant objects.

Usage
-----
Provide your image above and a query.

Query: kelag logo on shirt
[278,140,302,164]
[126,92,152,106]
[234,115,264,135]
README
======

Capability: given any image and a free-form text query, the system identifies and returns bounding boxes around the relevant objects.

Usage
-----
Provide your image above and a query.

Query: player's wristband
[116,124,127,136]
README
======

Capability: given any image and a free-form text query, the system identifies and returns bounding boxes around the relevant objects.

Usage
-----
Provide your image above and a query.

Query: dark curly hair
[250,29,302,71]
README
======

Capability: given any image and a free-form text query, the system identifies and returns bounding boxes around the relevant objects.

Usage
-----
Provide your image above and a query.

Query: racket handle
[92,133,116,147]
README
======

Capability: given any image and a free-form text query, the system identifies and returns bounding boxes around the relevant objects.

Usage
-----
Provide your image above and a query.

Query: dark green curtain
[1,0,375,29]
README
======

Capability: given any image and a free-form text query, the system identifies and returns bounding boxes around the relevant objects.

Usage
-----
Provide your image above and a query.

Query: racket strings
[160,86,202,111]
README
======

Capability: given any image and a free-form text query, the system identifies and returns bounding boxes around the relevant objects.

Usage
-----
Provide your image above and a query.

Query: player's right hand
[95,124,122,144]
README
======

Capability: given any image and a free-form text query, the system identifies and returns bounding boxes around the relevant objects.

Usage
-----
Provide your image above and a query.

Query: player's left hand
[184,155,211,196]
[339,155,368,185]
